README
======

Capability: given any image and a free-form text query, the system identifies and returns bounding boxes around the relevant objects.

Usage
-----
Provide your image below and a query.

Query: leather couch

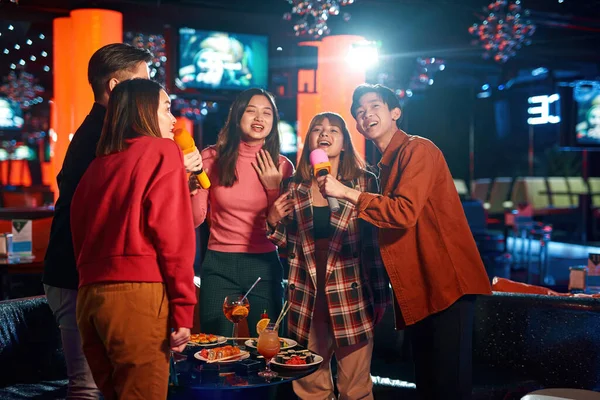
[0,296,67,399]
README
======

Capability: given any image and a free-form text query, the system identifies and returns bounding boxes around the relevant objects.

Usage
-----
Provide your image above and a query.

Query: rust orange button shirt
[356,130,492,328]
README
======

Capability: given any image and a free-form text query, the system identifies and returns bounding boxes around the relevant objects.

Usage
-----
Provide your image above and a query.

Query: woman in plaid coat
[267,112,390,400]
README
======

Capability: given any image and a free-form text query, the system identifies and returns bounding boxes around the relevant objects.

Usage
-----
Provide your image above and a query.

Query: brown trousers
[76,282,170,400]
[293,239,375,400]
[292,288,375,400]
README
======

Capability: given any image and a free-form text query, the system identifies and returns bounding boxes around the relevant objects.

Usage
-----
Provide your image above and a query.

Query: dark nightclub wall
[4,1,598,186]
[400,87,473,183]
[397,84,594,184]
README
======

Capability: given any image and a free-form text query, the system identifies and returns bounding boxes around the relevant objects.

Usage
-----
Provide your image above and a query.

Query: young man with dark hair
[318,83,492,399]
[43,43,152,399]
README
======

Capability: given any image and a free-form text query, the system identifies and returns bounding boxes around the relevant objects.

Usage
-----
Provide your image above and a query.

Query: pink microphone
[309,149,340,212]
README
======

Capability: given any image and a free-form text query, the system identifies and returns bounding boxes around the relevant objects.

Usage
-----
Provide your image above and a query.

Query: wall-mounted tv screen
[0,97,24,131]
[278,120,297,155]
[178,28,268,91]
[559,81,600,149]
[574,81,600,146]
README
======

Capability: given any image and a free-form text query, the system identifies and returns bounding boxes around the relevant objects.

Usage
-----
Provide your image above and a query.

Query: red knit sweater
[71,135,197,329]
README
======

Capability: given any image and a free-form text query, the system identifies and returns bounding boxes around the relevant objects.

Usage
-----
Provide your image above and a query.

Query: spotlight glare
[346,41,379,70]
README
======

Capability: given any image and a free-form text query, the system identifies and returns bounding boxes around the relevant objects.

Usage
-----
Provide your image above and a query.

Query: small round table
[168,342,320,400]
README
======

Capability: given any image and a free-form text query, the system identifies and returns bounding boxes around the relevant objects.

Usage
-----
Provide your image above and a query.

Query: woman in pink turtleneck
[191,88,294,336]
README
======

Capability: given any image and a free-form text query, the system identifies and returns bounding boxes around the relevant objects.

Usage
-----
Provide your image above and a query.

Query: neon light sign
[527,94,560,125]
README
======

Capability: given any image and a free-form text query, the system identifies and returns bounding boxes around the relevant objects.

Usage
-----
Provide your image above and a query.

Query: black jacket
[43,103,106,289]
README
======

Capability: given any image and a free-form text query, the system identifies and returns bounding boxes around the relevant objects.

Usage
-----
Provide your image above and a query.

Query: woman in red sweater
[71,79,196,400]
[190,88,294,336]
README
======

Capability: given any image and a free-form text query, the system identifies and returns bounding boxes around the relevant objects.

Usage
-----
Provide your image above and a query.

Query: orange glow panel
[297,35,367,161]
[296,93,321,164]
[298,69,316,93]
[0,161,31,186]
[71,9,122,130]
[51,17,73,200]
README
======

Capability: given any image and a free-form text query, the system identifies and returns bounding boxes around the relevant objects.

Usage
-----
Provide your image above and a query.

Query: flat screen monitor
[559,81,600,149]
[0,97,24,131]
[178,28,268,91]
[278,120,297,155]
[574,82,600,146]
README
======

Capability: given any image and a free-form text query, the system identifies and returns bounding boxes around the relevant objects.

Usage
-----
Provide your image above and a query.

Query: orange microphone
[173,128,211,189]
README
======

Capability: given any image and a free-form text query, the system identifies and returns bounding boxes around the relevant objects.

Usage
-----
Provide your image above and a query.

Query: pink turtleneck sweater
[191,141,294,253]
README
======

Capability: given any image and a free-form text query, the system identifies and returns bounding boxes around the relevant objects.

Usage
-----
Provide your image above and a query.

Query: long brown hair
[215,88,281,187]
[96,79,164,156]
[296,112,365,183]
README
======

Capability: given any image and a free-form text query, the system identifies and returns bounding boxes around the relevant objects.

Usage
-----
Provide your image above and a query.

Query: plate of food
[194,346,250,364]
[270,349,323,369]
[188,333,227,347]
[244,338,297,350]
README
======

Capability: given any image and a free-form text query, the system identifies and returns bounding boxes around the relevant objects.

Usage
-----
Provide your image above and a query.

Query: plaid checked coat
[267,169,391,348]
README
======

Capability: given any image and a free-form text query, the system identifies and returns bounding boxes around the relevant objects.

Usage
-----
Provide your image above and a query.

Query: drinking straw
[240,277,261,302]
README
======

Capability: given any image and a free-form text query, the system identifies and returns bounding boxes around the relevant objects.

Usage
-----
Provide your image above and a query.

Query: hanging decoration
[125,32,167,86]
[0,69,45,109]
[468,0,536,63]
[379,57,446,101]
[171,98,219,122]
[409,57,446,91]
[284,0,356,38]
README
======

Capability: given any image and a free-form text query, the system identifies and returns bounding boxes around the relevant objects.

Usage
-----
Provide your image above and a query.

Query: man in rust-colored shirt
[318,84,491,399]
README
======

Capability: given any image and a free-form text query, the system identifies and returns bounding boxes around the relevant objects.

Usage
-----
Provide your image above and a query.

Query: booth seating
[470,176,600,218]
[454,178,469,199]
[522,388,600,400]
[0,296,67,399]
[469,176,600,242]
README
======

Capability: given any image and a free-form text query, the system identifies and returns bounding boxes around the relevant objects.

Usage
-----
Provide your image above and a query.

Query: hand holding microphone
[183,149,202,172]
[310,149,340,212]
[173,128,211,189]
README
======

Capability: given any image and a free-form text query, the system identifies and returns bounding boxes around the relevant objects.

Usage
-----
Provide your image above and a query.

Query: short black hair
[88,43,153,101]
[351,84,402,128]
